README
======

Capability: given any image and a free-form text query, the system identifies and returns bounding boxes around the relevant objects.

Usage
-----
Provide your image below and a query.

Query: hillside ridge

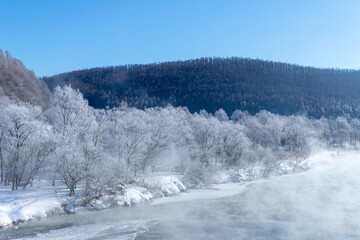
[43,57,360,118]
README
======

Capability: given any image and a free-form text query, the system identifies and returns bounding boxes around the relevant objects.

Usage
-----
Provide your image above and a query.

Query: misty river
[2,152,360,240]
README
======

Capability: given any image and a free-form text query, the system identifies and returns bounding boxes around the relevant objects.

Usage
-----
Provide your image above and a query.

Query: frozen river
[2,152,360,240]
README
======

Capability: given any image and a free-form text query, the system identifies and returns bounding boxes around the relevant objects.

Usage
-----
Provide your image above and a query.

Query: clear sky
[1,0,360,77]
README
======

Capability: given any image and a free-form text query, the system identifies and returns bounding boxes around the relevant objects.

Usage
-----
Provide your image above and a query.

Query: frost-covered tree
[350,118,360,148]
[0,99,51,190]
[47,85,96,195]
[335,117,351,147]
[2,81,358,195]
[217,123,250,168]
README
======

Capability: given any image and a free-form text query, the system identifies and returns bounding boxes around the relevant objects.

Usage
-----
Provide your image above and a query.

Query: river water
[1,152,360,240]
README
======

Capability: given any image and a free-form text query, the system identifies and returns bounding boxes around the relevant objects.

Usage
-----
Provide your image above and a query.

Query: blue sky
[1,0,360,77]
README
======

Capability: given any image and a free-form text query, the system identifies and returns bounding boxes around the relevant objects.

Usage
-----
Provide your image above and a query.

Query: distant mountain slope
[43,57,360,118]
[0,50,51,109]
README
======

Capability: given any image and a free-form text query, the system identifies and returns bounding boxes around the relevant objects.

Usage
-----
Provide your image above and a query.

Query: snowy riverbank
[0,175,187,228]
[0,150,339,229]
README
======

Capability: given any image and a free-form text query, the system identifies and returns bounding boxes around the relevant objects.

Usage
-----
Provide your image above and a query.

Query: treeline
[43,57,360,118]
[1,85,359,197]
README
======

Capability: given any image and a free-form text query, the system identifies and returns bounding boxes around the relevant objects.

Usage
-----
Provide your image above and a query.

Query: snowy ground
[0,181,69,228]
[0,150,334,229]
[0,175,187,228]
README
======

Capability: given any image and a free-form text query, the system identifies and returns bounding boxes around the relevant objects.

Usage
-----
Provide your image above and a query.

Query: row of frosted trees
[0,86,359,196]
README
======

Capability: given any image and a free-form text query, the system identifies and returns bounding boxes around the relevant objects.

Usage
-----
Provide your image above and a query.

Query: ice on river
[18,220,151,240]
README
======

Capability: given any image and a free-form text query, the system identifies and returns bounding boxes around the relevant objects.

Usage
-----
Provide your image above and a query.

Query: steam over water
[2,151,360,240]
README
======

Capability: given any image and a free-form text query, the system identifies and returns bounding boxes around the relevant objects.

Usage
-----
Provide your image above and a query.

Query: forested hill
[43,57,360,118]
[0,50,51,110]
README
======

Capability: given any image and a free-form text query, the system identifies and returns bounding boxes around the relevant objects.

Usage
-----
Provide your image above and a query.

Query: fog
[2,150,359,240]
[230,151,360,239]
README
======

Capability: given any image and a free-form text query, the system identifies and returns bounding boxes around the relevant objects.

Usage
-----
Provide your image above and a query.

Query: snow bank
[90,186,153,209]
[0,182,69,228]
[90,175,186,209]
[0,175,187,228]
[145,175,186,196]
[123,186,153,205]
[212,155,314,184]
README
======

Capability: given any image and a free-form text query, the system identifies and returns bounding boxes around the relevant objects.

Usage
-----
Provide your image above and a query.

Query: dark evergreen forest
[43,57,360,118]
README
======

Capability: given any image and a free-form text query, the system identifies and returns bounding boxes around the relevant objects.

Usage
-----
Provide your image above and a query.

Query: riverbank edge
[1,151,333,230]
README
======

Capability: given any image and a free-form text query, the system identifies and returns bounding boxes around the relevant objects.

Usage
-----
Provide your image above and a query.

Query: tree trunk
[12,175,16,191]
[70,187,75,196]
[0,148,3,182]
